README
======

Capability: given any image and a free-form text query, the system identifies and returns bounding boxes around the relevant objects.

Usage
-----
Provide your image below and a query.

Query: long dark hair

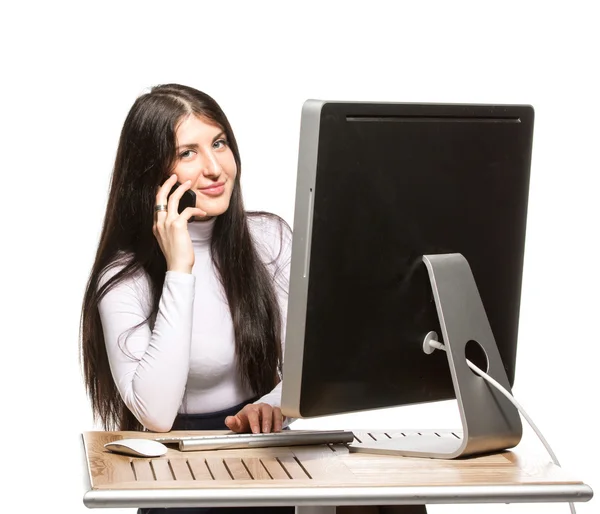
[80,84,283,431]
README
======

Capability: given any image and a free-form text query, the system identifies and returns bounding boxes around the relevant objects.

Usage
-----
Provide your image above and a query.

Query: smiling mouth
[200,183,225,196]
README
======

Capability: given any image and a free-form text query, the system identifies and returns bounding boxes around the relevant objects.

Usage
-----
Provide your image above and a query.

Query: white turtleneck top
[97,214,292,432]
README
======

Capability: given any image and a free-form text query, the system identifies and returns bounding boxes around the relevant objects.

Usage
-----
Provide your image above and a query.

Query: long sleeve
[97,268,195,432]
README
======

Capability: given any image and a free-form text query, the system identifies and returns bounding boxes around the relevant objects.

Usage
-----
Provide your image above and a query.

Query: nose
[200,153,222,179]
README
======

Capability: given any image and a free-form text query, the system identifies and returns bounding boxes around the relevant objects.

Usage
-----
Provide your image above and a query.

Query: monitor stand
[349,253,522,459]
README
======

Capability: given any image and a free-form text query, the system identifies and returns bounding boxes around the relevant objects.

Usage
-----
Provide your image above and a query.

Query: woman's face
[171,114,238,218]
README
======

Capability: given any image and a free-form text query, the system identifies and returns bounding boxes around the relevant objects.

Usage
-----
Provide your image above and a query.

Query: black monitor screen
[284,101,534,418]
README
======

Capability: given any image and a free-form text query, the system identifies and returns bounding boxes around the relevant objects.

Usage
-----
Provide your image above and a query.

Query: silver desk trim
[82,484,593,508]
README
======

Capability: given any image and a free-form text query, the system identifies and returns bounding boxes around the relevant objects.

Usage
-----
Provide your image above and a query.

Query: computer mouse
[104,438,168,458]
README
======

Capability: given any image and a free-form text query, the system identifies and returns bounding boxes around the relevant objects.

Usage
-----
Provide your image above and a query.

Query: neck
[187,217,216,243]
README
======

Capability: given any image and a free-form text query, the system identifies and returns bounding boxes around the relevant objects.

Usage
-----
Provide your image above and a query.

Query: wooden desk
[81,429,593,513]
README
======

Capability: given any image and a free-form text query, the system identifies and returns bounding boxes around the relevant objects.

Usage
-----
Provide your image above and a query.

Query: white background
[1,1,597,513]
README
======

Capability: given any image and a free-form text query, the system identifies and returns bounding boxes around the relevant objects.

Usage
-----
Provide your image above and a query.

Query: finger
[246,408,261,434]
[273,407,283,432]
[260,404,273,433]
[156,174,179,206]
[167,180,192,218]
[224,415,242,432]
[180,207,208,221]
[155,175,179,222]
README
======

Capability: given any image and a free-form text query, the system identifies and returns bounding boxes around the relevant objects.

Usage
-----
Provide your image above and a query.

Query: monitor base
[350,253,522,459]
[350,431,464,458]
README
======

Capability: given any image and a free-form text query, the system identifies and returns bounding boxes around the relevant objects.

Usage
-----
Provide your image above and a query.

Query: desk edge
[81,434,93,499]
[83,484,594,508]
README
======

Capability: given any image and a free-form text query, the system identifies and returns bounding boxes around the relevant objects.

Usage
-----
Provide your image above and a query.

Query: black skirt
[138,397,294,514]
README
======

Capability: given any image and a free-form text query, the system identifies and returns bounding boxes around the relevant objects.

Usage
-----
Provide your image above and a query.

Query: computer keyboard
[155,429,355,451]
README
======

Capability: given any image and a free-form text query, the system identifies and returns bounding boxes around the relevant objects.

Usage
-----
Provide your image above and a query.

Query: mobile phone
[168,182,197,220]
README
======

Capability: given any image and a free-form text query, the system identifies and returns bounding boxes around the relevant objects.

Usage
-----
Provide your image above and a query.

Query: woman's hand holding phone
[153,174,207,274]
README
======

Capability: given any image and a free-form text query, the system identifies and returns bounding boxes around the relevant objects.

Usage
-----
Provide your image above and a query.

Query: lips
[199,183,225,196]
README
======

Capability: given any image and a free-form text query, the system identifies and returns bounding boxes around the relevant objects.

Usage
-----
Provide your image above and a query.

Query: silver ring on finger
[154,204,168,213]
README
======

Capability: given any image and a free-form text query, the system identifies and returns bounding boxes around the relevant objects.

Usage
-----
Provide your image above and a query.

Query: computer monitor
[281,100,534,459]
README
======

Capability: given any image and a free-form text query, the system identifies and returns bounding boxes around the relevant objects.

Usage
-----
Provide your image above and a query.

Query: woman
[80,83,294,513]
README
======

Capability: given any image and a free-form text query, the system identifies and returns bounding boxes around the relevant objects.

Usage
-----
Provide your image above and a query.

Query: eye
[213,139,228,150]
[179,149,196,159]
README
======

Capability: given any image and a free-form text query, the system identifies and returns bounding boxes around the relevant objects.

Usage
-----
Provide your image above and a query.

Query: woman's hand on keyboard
[224,402,284,434]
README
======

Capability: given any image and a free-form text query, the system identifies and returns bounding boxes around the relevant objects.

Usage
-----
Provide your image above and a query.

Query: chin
[198,200,231,219]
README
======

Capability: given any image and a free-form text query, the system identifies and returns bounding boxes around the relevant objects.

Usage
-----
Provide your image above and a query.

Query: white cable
[429,340,576,514]
[466,359,561,465]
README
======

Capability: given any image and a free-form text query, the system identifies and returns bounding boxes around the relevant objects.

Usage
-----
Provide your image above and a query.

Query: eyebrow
[176,131,226,151]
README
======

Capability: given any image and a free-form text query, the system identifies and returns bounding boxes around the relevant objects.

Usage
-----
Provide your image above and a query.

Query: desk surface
[81,429,593,509]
